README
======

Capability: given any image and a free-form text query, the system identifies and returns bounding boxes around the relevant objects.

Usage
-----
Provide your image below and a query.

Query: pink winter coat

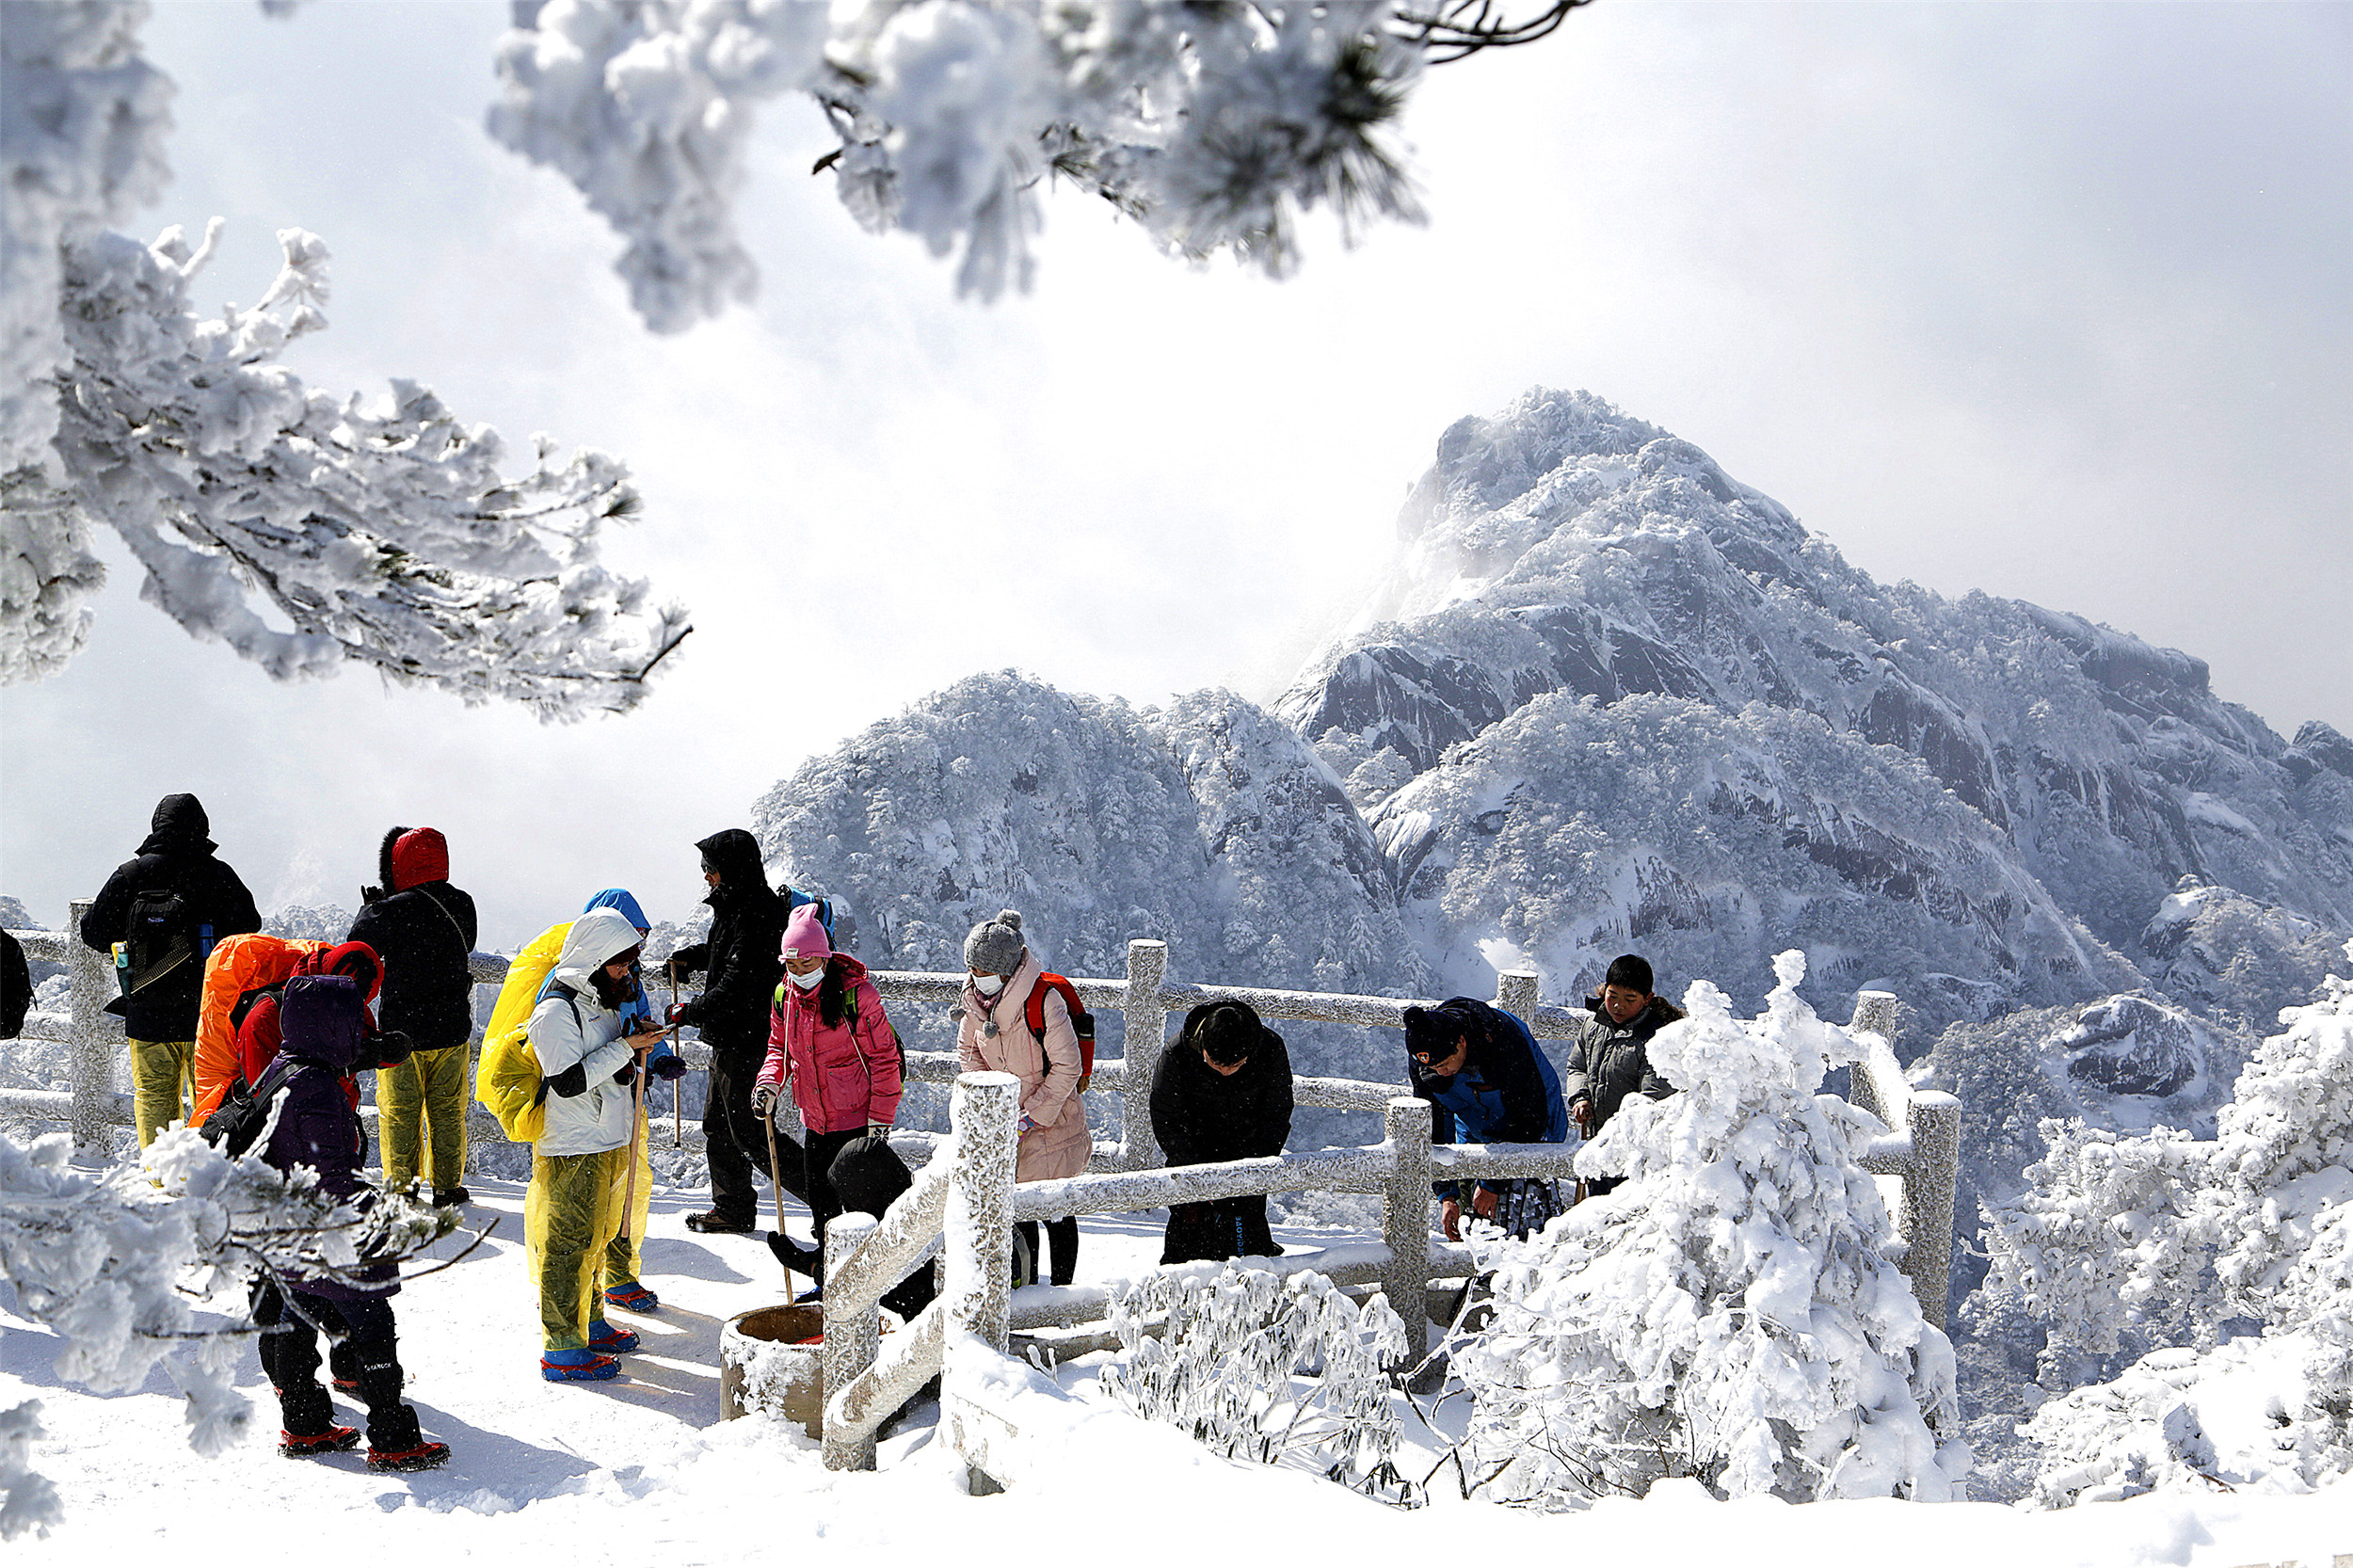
[956,953,1090,1182]
[759,954,904,1134]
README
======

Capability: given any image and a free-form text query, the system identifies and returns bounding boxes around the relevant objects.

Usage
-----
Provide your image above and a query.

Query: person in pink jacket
[955,909,1087,1286]
[753,905,903,1264]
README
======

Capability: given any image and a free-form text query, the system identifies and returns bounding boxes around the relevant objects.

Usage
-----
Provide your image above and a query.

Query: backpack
[200,1055,300,1158]
[476,993,582,1144]
[104,886,210,1017]
[192,934,327,1126]
[1026,974,1096,1092]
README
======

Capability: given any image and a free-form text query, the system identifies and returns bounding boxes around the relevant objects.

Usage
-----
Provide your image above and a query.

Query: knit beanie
[781,903,833,962]
[963,910,1026,976]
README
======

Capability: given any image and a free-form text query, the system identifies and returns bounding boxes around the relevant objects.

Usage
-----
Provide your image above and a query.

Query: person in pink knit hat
[751,904,904,1277]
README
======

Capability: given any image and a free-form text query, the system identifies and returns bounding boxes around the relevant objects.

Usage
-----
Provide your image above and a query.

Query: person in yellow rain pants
[481,891,684,1324]
[519,907,665,1382]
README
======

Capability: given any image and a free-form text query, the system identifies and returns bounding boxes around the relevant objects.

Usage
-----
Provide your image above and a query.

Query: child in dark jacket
[250,973,449,1471]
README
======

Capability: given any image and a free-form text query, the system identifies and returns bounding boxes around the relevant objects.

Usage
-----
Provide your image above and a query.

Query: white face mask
[973,973,1005,996]
[788,966,825,990]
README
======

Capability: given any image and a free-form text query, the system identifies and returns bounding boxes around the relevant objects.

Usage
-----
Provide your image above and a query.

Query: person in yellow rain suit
[495,906,666,1381]
[481,891,684,1330]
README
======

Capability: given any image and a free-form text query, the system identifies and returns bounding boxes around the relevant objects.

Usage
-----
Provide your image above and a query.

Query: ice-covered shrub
[1099,1264,1413,1502]
[1450,952,1967,1507]
[0,1125,457,1537]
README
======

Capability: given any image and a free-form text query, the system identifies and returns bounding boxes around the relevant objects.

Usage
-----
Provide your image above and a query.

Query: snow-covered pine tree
[1450,952,1967,1506]
[1998,943,2353,1503]
[1,4,684,709]
[0,1124,457,1538]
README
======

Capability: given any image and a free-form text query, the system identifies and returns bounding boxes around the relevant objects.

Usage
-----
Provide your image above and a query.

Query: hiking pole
[618,1041,648,1280]
[762,1108,792,1298]
[667,967,683,1149]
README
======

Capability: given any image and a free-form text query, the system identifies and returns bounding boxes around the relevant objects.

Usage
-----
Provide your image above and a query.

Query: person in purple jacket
[249,973,450,1471]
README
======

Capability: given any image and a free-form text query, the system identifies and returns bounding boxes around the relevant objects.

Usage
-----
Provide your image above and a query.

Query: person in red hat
[348,826,480,1208]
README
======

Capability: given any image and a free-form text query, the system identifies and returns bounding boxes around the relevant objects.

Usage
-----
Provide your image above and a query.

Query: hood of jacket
[583,888,649,931]
[279,974,365,1070]
[553,906,644,996]
[137,792,215,856]
[306,939,384,1006]
[696,828,769,902]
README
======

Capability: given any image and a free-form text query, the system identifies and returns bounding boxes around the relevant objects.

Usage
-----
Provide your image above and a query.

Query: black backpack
[200,1055,300,1158]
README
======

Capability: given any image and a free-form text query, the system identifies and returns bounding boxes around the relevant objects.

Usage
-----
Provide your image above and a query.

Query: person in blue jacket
[1402,996,1568,1241]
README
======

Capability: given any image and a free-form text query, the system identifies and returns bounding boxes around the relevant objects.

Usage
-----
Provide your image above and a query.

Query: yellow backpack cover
[474,921,569,1144]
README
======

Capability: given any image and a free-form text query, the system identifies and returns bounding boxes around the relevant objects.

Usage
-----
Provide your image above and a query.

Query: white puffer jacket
[530,907,643,1158]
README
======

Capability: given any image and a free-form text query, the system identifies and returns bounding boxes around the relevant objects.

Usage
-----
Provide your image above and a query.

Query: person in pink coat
[752,905,904,1259]
[955,909,1086,1286]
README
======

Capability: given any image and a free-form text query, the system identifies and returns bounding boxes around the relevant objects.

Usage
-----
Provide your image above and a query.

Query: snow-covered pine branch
[1450,952,1968,1507]
[0,1125,457,1539]
[3,219,690,714]
[488,0,1473,328]
[1099,1263,1415,1502]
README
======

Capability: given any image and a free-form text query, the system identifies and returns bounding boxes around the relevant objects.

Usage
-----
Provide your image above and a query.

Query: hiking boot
[280,1425,361,1458]
[540,1348,620,1383]
[586,1319,641,1354]
[432,1186,470,1208]
[602,1280,660,1313]
[367,1440,451,1472]
[684,1210,755,1235]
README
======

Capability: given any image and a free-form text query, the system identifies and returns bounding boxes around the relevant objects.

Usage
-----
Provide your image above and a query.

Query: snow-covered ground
[7,1178,2348,1566]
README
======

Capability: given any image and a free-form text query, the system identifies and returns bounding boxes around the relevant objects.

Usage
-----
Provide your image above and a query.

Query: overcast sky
[3,0,2346,952]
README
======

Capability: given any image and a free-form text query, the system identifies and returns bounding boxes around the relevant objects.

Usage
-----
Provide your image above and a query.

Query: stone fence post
[821,1212,882,1472]
[66,899,118,1160]
[1493,968,1540,1020]
[1380,1095,1433,1361]
[1119,940,1167,1171]
[942,1071,1018,1494]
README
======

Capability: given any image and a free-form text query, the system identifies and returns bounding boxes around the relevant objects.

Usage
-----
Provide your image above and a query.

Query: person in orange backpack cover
[751,904,903,1288]
[956,910,1086,1286]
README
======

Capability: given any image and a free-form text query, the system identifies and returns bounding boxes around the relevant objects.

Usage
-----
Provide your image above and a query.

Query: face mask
[789,967,825,990]
[973,973,1005,996]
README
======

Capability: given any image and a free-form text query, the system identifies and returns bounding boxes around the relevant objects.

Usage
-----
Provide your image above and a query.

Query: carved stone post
[1120,940,1168,1171]
[943,1071,1018,1493]
[1849,990,1899,1123]
[821,1212,881,1471]
[1381,1095,1433,1361]
[1493,968,1540,1020]
[67,899,118,1160]
[1904,1092,1961,1334]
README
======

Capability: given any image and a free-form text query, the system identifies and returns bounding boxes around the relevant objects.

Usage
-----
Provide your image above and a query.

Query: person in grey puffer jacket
[1561,952,1684,1197]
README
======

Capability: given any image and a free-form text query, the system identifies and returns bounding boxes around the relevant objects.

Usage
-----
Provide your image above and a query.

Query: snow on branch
[488,0,1502,328]
[0,1125,461,1539]
[4,221,690,715]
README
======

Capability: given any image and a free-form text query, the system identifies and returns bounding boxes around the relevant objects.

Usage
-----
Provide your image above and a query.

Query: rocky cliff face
[1284,388,2353,1021]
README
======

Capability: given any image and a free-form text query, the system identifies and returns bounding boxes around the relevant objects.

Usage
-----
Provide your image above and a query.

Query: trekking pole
[619,1042,648,1262]
[762,1110,792,1298]
[667,967,683,1149]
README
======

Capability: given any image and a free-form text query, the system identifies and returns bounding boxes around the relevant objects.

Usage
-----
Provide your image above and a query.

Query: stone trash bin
[720,1303,825,1435]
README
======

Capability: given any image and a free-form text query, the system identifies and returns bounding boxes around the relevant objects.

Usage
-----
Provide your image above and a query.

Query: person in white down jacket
[526,906,665,1383]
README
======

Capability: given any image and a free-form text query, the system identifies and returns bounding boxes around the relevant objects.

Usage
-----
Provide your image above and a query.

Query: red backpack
[1024,973,1096,1091]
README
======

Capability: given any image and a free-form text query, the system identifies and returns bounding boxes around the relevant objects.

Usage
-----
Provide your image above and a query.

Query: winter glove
[867,1123,891,1140]
[666,1001,695,1028]
[751,1084,777,1118]
[367,1029,413,1070]
[648,1046,688,1081]
[614,1061,638,1088]
[1016,1113,1038,1135]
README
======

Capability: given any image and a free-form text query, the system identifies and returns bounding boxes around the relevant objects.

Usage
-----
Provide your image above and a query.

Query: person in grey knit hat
[963,910,1027,995]
[957,909,1082,1284]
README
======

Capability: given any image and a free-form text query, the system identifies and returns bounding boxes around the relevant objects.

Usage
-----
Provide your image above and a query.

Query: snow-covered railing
[1847,990,1960,1331]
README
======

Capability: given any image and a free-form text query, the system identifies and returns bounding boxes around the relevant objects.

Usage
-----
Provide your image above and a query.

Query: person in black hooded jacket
[1150,1000,1293,1264]
[665,828,792,1234]
[81,793,261,1146]
[347,826,479,1206]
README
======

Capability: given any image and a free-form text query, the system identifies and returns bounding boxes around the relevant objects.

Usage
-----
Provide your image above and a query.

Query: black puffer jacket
[1150,1003,1294,1167]
[1561,995,1685,1134]
[344,827,479,1051]
[666,829,786,1058]
[80,794,262,1040]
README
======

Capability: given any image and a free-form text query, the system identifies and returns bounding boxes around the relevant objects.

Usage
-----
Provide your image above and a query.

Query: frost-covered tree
[1099,1263,1413,1501]
[1,2,687,712]
[488,0,1584,328]
[0,1124,456,1538]
[1450,952,1967,1506]
[1997,944,2353,1503]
